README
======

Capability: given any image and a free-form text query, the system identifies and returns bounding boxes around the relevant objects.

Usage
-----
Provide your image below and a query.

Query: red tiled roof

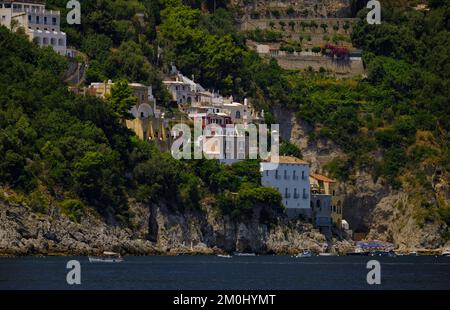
[310,173,336,183]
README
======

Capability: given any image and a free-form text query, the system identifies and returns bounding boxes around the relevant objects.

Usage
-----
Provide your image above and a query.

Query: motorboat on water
[233,252,256,257]
[319,253,336,257]
[442,251,450,257]
[295,250,313,258]
[88,251,124,263]
[217,254,232,258]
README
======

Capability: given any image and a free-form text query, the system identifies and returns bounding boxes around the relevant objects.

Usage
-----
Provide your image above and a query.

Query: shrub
[59,199,85,223]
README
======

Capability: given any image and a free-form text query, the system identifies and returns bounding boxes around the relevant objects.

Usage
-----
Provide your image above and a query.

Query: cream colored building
[310,173,344,227]
[86,80,171,146]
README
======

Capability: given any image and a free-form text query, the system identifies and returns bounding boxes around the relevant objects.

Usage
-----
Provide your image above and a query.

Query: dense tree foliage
[2,0,448,226]
[0,24,282,222]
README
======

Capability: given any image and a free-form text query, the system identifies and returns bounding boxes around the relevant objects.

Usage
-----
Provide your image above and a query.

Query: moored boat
[217,254,232,258]
[88,251,124,263]
[233,252,256,257]
[319,253,336,257]
[295,250,313,258]
[442,251,450,257]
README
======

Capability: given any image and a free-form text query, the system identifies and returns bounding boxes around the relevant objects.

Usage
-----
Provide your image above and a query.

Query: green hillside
[1,0,449,231]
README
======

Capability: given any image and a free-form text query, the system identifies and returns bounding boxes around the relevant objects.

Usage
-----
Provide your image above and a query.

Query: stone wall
[274,55,365,77]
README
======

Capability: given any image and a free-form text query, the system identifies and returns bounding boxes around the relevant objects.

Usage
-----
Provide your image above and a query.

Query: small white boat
[295,250,313,258]
[442,251,450,257]
[233,252,256,257]
[89,251,124,263]
[217,254,232,258]
[318,253,335,257]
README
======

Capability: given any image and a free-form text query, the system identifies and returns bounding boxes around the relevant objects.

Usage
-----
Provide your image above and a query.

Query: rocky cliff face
[274,106,450,251]
[0,198,351,256]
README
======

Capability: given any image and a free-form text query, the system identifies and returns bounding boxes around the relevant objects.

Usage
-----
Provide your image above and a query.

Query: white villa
[0,0,68,55]
[260,156,311,218]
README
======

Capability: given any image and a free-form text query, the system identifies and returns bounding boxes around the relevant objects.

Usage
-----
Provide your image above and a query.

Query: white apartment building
[260,156,311,218]
[0,0,67,55]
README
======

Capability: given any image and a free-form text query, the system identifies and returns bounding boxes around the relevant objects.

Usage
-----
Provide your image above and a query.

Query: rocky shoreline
[0,197,360,256]
[2,197,448,257]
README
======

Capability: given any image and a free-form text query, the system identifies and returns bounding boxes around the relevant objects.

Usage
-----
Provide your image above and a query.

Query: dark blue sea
[1,256,449,290]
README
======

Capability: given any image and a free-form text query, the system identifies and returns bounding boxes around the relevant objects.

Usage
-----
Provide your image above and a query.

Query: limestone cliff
[0,197,349,256]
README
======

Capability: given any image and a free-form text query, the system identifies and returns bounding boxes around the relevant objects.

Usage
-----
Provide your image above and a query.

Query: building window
[28,15,31,22]
[301,170,305,179]
[58,38,64,46]
[235,111,241,119]
[44,16,47,24]
[36,16,40,24]
[50,38,56,45]
[52,17,56,25]
[284,188,290,198]
[303,188,307,199]
[265,170,269,177]
[43,37,48,45]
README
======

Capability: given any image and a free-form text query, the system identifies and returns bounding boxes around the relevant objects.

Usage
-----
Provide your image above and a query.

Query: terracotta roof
[266,156,309,165]
[310,173,336,183]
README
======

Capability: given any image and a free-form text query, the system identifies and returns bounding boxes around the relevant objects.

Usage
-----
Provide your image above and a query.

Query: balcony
[310,184,325,194]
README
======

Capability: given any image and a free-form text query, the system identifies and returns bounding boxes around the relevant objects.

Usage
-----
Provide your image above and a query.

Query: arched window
[235,110,241,119]
[50,38,56,45]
